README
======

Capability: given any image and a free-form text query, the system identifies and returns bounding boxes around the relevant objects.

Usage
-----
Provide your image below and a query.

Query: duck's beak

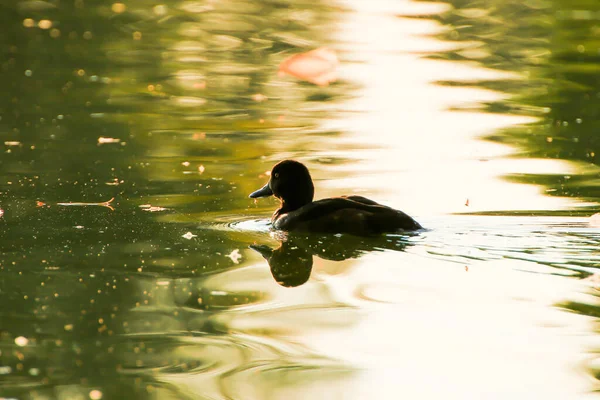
[249,182,273,198]
[249,244,273,260]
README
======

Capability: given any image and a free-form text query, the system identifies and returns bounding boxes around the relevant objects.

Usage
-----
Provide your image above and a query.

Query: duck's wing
[340,195,382,206]
[276,197,422,234]
[292,197,385,219]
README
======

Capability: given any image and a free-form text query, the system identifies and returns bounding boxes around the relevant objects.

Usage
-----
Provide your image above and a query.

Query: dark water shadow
[250,231,418,287]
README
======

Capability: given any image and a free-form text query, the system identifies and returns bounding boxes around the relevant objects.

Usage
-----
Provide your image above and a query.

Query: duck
[249,160,422,235]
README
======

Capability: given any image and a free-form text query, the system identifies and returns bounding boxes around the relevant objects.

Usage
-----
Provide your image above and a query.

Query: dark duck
[249,160,422,235]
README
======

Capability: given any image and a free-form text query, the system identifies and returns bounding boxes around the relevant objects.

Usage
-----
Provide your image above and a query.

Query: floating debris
[15,336,29,347]
[56,197,115,211]
[105,178,123,186]
[98,137,121,145]
[226,249,242,264]
[139,204,168,212]
[182,232,197,240]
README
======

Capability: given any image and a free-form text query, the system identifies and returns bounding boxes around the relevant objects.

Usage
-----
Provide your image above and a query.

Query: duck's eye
[273,172,279,178]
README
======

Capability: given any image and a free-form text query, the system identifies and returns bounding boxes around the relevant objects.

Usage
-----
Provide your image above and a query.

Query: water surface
[1,0,600,399]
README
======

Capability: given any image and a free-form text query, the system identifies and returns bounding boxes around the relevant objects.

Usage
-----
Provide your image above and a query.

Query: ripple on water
[408,215,600,274]
[135,331,355,399]
[228,218,272,233]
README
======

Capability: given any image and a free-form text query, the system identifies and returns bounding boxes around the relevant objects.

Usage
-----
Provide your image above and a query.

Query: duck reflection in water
[250,232,415,287]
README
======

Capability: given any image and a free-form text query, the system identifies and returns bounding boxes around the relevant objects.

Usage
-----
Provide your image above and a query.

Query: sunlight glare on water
[320,0,584,215]
[167,216,600,399]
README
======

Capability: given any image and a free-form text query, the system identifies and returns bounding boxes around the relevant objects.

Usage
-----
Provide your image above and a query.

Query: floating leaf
[279,47,339,86]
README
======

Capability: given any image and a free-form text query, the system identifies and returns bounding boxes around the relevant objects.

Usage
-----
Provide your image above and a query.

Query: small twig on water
[55,197,116,211]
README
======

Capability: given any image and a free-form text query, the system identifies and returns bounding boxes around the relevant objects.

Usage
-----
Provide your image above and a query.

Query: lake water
[1,0,600,399]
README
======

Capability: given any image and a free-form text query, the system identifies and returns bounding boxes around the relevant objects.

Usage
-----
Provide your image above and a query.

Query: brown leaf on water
[279,47,339,86]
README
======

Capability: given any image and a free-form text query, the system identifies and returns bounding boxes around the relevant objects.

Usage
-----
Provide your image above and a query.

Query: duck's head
[249,160,314,210]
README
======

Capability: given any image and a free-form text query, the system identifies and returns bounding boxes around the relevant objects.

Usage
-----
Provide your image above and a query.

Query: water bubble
[182,232,197,240]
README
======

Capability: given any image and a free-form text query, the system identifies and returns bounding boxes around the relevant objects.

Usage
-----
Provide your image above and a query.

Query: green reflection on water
[0,0,357,398]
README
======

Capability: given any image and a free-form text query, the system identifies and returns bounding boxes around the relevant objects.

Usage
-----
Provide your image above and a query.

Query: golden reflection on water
[316,255,593,399]
[163,216,600,399]
[204,215,600,399]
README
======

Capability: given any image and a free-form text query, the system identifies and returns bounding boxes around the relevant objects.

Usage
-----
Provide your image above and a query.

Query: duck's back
[273,196,422,235]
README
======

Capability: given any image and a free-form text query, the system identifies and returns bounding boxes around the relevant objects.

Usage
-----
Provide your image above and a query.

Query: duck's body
[250,160,422,235]
[273,195,421,234]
